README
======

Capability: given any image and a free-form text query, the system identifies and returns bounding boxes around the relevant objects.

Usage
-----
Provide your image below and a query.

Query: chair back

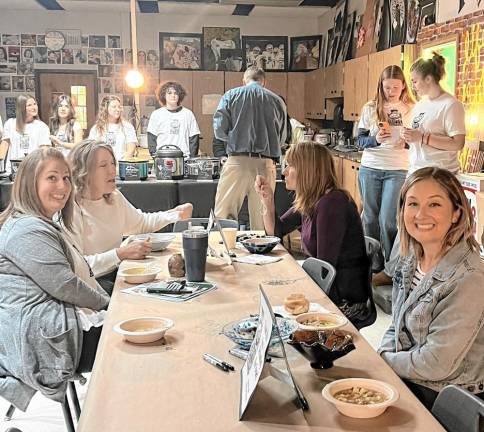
[432,384,484,432]
[302,257,336,295]
[173,218,238,233]
[364,236,384,273]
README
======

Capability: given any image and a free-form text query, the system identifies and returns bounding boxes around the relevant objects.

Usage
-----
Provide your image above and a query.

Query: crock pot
[118,159,149,181]
[154,145,184,180]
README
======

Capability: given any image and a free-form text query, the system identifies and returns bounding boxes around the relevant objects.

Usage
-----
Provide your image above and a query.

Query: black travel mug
[182,229,209,282]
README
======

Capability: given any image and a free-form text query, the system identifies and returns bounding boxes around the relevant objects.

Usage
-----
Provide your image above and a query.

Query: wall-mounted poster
[36,34,45,46]
[0,47,7,63]
[22,47,35,63]
[21,34,36,46]
[146,50,159,69]
[242,36,288,71]
[390,0,406,47]
[325,28,334,67]
[108,35,121,49]
[8,47,20,63]
[159,32,202,70]
[89,35,106,49]
[12,76,25,92]
[2,34,20,46]
[5,97,16,118]
[202,27,241,71]
[437,0,482,23]
[35,47,47,63]
[406,0,421,44]
[290,35,322,71]
[330,0,348,64]
[337,11,356,62]
[0,76,11,91]
[419,0,436,27]
[355,0,385,58]
[421,35,458,95]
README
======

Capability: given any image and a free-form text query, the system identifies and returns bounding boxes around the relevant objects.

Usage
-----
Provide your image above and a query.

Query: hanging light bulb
[125,69,144,89]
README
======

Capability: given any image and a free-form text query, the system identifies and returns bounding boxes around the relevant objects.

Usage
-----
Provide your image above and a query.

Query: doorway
[35,70,99,134]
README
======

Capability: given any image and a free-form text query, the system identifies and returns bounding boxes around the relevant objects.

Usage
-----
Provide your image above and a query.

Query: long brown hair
[69,139,116,204]
[0,147,74,231]
[373,65,414,122]
[49,94,77,142]
[398,167,478,260]
[286,141,350,216]
[15,94,39,133]
[94,95,123,137]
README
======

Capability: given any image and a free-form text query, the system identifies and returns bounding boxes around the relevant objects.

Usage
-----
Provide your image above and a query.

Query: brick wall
[416,9,484,143]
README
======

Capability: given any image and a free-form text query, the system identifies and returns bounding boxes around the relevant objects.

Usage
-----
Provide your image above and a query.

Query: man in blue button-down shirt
[213,67,286,229]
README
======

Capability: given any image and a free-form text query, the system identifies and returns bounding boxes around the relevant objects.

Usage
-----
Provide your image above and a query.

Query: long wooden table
[78,235,444,432]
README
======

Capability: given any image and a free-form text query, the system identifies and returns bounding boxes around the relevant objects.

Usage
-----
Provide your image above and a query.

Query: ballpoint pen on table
[202,353,230,372]
[204,353,235,371]
[146,288,193,294]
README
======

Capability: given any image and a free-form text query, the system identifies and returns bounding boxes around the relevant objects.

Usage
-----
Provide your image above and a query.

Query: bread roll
[284,293,309,315]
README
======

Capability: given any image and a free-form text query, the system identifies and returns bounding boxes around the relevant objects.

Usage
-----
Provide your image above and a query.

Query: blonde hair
[0,147,74,231]
[398,167,478,260]
[69,139,116,204]
[15,94,38,133]
[243,66,265,83]
[95,95,123,137]
[373,65,414,122]
[286,141,350,216]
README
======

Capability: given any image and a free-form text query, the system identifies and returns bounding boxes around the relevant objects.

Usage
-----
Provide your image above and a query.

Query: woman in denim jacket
[379,167,484,409]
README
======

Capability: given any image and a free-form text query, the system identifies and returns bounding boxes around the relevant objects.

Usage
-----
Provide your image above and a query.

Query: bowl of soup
[118,266,161,284]
[322,378,399,418]
[240,236,280,254]
[295,312,348,331]
[133,233,176,252]
[113,317,174,344]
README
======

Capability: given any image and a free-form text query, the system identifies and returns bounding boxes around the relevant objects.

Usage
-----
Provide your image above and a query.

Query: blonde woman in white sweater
[69,139,192,293]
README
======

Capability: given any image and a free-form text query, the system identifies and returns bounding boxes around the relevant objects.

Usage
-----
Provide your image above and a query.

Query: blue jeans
[358,166,406,261]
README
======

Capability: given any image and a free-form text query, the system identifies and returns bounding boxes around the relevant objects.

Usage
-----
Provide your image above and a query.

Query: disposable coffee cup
[222,227,237,250]
[182,229,209,282]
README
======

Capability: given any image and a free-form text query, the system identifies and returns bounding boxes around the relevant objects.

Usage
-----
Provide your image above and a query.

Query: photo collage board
[0,32,161,117]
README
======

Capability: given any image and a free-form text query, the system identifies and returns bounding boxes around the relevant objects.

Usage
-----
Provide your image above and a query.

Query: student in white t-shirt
[357,65,414,262]
[147,81,200,158]
[88,95,137,161]
[402,52,466,174]
[0,94,51,173]
[373,52,466,286]
[49,94,83,156]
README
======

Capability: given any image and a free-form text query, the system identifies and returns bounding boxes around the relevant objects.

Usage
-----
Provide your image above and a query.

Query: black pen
[203,353,229,372]
[205,353,235,371]
[146,288,193,294]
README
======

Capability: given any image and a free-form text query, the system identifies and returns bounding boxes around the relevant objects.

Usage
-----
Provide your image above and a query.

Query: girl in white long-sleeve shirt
[69,140,192,292]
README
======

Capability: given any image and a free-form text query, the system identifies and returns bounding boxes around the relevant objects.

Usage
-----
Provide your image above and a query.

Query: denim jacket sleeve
[378,322,396,354]
[381,270,484,381]
[357,128,379,150]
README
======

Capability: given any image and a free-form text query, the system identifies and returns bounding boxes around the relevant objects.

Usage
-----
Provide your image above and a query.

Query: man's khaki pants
[214,155,276,230]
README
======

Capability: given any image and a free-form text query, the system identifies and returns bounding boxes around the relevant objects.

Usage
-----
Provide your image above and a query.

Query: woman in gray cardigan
[0,148,109,411]
[379,167,484,409]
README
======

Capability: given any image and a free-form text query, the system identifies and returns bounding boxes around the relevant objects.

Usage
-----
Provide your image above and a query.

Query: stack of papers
[122,281,217,302]
[234,255,282,265]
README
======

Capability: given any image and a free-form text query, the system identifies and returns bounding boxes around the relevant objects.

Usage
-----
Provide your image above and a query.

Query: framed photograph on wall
[159,32,202,70]
[202,27,241,71]
[289,35,322,71]
[421,34,458,95]
[337,11,356,62]
[242,36,288,71]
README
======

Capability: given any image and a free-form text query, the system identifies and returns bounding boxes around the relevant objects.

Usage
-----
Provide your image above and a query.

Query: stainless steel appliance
[154,145,184,180]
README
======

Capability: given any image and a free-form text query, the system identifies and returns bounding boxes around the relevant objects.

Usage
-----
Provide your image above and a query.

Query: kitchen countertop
[329,148,363,162]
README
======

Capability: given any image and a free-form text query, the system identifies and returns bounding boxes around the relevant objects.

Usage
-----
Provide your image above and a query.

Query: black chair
[301,257,336,295]
[432,385,484,432]
[172,217,238,233]
[4,378,83,432]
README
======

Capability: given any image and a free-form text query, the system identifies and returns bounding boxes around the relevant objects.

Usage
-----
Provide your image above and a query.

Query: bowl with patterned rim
[240,236,281,254]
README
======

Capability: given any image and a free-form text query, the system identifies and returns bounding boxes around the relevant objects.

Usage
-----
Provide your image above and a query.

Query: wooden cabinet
[304,68,325,119]
[342,158,362,212]
[324,62,344,98]
[265,72,287,101]
[343,55,368,121]
[192,71,224,155]
[224,72,243,91]
[158,70,193,110]
[287,72,305,122]
[367,45,403,100]
[332,155,343,186]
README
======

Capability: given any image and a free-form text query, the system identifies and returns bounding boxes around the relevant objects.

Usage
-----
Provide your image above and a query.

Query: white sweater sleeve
[118,193,180,235]
[69,202,122,277]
